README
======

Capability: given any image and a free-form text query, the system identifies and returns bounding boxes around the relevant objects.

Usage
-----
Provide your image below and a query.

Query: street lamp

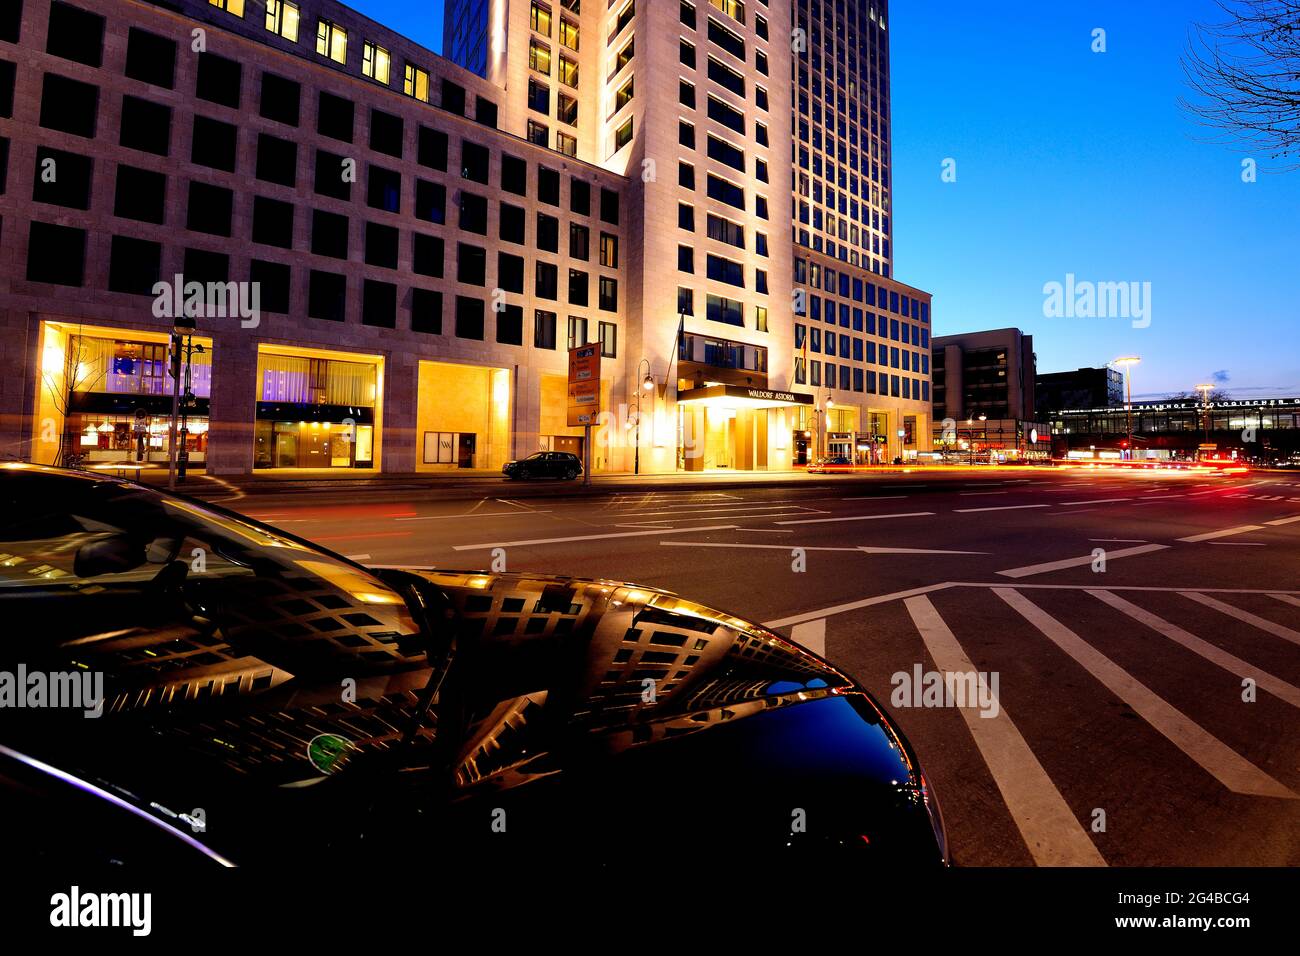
[633,358,653,475]
[167,316,197,491]
[1113,356,1141,459]
[1195,383,1214,451]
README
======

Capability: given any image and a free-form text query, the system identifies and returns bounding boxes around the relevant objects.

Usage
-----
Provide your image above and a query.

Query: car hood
[388,568,947,861]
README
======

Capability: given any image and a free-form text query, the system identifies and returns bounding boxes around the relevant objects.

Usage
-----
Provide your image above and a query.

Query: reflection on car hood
[398,569,946,860]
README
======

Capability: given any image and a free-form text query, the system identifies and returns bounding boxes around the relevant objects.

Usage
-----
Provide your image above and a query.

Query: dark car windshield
[0,468,439,813]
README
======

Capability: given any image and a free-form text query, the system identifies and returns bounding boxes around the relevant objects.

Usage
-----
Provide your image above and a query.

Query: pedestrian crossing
[782,583,1300,865]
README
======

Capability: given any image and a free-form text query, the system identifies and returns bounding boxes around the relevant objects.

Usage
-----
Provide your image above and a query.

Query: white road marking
[397,510,554,520]
[1180,592,1300,646]
[1090,538,1148,543]
[452,524,738,551]
[995,544,1168,579]
[994,588,1296,799]
[903,596,1107,866]
[774,511,935,525]
[953,504,1051,513]
[1177,525,1265,543]
[763,582,956,629]
[344,553,371,561]
[660,542,984,555]
[1206,542,1266,546]
[1264,515,1300,527]
[959,491,1010,496]
[952,582,1300,595]
[1060,498,1132,506]
[789,619,826,657]
[842,495,909,500]
[1141,494,1185,500]
[1272,594,1300,609]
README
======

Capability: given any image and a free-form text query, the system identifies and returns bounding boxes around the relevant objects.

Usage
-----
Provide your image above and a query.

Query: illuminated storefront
[675,385,811,472]
[415,360,512,472]
[254,346,382,470]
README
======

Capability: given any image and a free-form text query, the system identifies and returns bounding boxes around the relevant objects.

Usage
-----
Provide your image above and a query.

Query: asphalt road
[221,468,1300,867]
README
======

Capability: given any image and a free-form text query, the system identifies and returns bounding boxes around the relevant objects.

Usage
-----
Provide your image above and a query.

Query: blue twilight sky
[350,1,1299,398]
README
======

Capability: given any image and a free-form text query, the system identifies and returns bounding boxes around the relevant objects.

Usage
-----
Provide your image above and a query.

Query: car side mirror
[74,534,146,578]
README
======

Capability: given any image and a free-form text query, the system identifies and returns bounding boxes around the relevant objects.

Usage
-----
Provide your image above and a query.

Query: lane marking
[451,524,738,551]
[774,511,935,526]
[344,553,371,561]
[994,588,1295,799]
[1060,498,1132,506]
[312,530,412,542]
[789,619,826,657]
[1177,525,1265,543]
[1090,538,1148,543]
[763,582,956,629]
[904,595,1107,866]
[1180,592,1300,646]
[953,504,1051,513]
[996,544,1168,579]
[1207,542,1266,547]
[1140,494,1185,500]
[842,495,909,500]
[959,491,1010,496]
[952,582,1300,595]
[1272,594,1300,609]
[1088,590,1300,709]
[396,510,554,520]
[1264,514,1300,527]
[659,542,985,555]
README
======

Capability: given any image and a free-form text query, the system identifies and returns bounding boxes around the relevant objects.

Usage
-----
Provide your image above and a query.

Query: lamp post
[633,358,653,475]
[167,316,196,490]
[823,393,835,459]
[1195,383,1214,452]
[1113,356,1141,460]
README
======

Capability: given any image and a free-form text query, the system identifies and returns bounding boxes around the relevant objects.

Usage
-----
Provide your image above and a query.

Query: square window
[415,179,445,223]
[26,222,86,286]
[317,91,355,142]
[537,213,559,252]
[47,2,104,68]
[186,181,234,236]
[119,96,171,155]
[125,29,176,88]
[412,233,444,277]
[500,203,526,243]
[459,192,488,233]
[455,296,485,340]
[114,165,166,224]
[108,235,161,295]
[498,251,525,293]
[462,141,491,183]
[183,247,229,285]
[260,73,301,126]
[418,126,448,170]
[191,116,237,171]
[457,243,487,285]
[310,209,349,259]
[364,221,399,269]
[40,73,98,138]
[196,52,241,109]
[538,167,561,205]
[501,154,528,195]
[256,133,297,187]
[250,259,291,313]
[497,304,524,345]
[370,108,404,157]
[411,288,443,334]
[314,149,351,200]
[367,166,401,213]
[32,147,92,209]
[308,270,347,322]
[252,196,294,248]
[362,279,397,328]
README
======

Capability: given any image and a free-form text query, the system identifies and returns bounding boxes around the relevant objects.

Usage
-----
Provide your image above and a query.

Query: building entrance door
[457,433,477,468]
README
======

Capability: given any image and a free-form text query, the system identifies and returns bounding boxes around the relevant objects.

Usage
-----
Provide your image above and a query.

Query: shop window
[250,260,291,313]
[364,222,399,269]
[455,296,484,340]
[415,180,445,224]
[186,181,234,236]
[256,133,297,187]
[370,109,404,158]
[497,304,524,345]
[191,116,237,172]
[41,74,98,139]
[260,73,300,126]
[318,91,354,142]
[500,203,525,244]
[502,155,527,195]
[125,28,176,88]
[196,52,241,108]
[314,149,351,200]
[120,96,171,155]
[32,147,92,209]
[47,2,104,67]
[367,165,401,213]
[27,222,86,286]
[362,279,397,328]
[108,236,161,295]
[498,252,525,294]
[419,126,448,170]
[311,209,349,259]
[412,233,444,277]
[308,270,346,322]
[252,196,293,248]
[457,243,487,286]
[114,166,166,224]
[411,289,442,334]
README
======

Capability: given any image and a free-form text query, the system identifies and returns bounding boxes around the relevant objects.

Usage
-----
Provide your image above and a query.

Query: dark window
[252,196,293,248]
[186,181,234,236]
[459,192,488,234]
[249,260,291,313]
[310,209,349,259]
[476,95,498,128]
[26,222,86,286]
[195,52,241,109]
[535,261,558,299]
[707,135,744,171]
[412,233,444,277]
[501,155,527,195]
[415,179,445,223]
[500,203,525,244]
[317,91,355,142]
[600,187,620,225]
[113,165,165,224]
[364,222,399,269]
[497,304,523,345]
[599,276,618,312]
[461,141,490,183]
[0,60,13,118]
[32,147,92,209]
[308,270,347,322]
[40,74,98,138]
[411,288,443,334]
[441,79,466,115]
[418,126,447,170]
[571,179,590,215]
[125,29,176,88]
[107,236,161,295]
[537,213,559,252]
[119,96,171,155]
[314,149,352,201]
[256,134,297,187]
[367,166,401,213]
[678,245,694,273]
[260,73,301,126]
[369,109,404,158]
[534,310,557,349]
[362,279,397,328]
[706,95,745,134]
[182,248,228,285]
[191,116,237,172]
[454,296,484,340]
[538,166,561,205]
[47,2,104,67]
[0,1,20,43]
[569,223,589,260]
[457,243,487,285]
[707,17,745,59]
[706,173,744,208]
[706,254,743,287]
[498,252,525,293]
[568,269,588,306]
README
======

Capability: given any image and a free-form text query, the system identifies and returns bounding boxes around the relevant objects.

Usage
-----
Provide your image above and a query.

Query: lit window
[316,19,347,64]
[265,0,299,40]
[363,42,391,84]
[708,0,744,24]
[531,2,553,36]
[404,64,430,102]
[557,131,577,156]
[559,18,580,51]
[529,38,552,75]
[558,54,579,87]
[614,117,633,152]
[210,0,245,17]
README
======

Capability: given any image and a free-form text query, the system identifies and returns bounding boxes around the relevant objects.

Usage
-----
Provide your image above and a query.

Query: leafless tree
[1166,389,1230,402]
[40,326,105,467]
[1181,0,1300,169]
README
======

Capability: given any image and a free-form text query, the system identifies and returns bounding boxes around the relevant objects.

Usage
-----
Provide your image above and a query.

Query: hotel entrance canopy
[676,385,814,410]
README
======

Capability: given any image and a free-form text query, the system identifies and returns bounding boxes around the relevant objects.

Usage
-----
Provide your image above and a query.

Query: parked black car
[0,466,946,867]
[502,451,582,480]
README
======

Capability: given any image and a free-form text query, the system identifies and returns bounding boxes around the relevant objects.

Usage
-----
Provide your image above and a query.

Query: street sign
[567,345,601,427]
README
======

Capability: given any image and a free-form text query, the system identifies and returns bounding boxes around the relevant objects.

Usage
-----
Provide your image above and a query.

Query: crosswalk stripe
[789,619,826,657]
[995,543,1167,579]
[1273,594,1300,610]
[994,588,1296,799]
[1181,592,1300,646]
[903,596,1107,866]
[1088,590,1300,709]
[1178,525,1265,543]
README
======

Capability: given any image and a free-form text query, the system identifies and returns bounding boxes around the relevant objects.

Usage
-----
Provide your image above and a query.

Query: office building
[1036,365,1124,413]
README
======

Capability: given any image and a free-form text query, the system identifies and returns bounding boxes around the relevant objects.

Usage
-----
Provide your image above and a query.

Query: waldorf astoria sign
[678,384,814,406]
